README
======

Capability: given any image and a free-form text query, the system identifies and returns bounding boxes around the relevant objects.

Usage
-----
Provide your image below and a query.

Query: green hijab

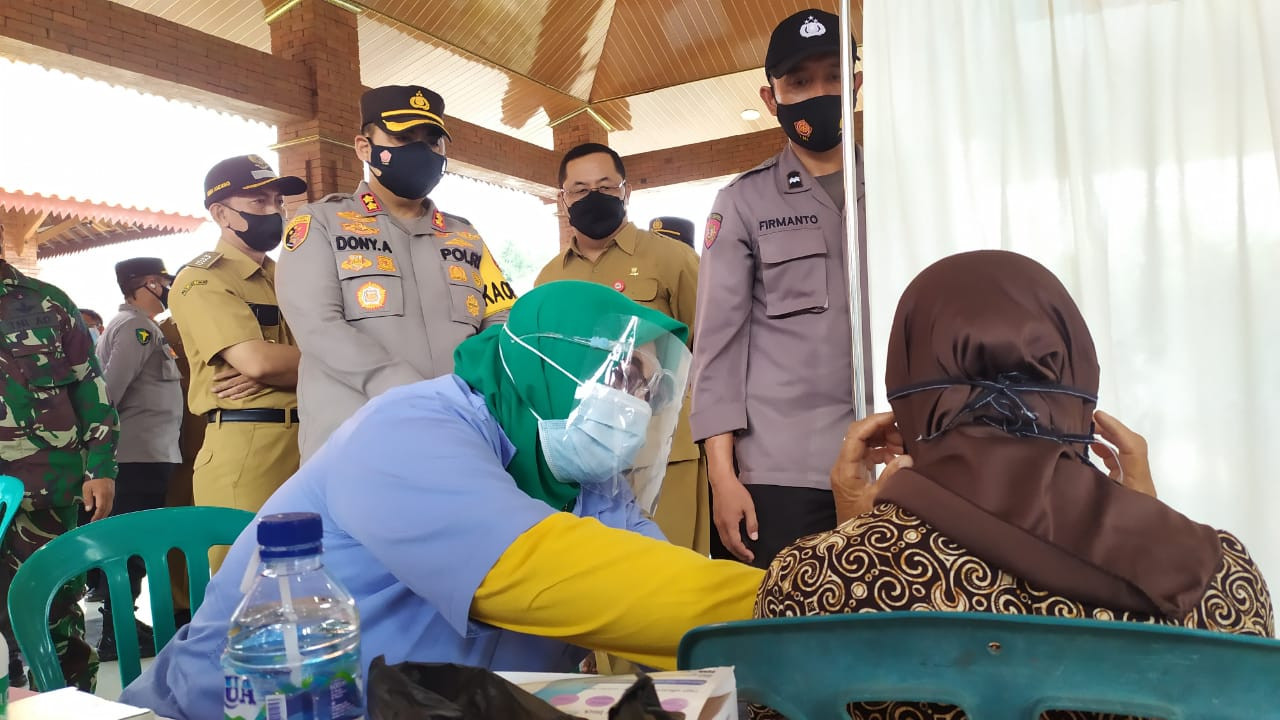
[453,280,688,511]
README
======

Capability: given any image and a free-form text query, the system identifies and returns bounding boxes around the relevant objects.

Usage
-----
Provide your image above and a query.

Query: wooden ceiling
[108,0,861,154]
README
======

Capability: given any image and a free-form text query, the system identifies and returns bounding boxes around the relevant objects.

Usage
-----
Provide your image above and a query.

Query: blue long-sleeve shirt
[120,374,662,720]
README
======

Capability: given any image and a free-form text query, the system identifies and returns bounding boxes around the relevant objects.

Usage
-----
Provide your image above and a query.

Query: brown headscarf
[876,250,1222,619]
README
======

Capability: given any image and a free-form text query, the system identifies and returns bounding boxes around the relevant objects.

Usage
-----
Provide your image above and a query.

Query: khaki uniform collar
[565,221,639,264]
[216,239,273,281]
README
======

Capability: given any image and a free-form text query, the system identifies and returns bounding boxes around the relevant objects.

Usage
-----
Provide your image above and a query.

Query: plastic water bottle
[222,513,363,720]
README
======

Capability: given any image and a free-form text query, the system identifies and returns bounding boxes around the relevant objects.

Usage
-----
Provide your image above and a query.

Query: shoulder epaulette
[183,251,223,270]
[442,211,473,227]
[724,155,779,188]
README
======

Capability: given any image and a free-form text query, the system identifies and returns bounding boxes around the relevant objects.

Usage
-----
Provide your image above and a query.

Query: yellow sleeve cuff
[471,513,763,669]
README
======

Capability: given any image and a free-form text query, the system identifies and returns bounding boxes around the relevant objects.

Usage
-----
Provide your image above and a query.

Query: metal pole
[839,0,869,419]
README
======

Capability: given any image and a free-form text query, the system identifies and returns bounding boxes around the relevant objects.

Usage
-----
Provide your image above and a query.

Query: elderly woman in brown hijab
[755,250,1273,720]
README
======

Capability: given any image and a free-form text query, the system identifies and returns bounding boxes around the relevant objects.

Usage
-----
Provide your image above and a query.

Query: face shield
[501,314,691,515]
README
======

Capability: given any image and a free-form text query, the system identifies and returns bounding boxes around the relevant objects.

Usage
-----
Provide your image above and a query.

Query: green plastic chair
[8,505,254,690]
[0,474,23,538]
[679,611,1280,719]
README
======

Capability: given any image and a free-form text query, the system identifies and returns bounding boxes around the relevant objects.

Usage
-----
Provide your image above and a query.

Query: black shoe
[8,656,26,688]
[96,619,158,662]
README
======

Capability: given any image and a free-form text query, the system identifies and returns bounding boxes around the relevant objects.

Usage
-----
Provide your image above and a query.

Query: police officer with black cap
[277,85,516,461]
[649,217,697,249]
[170,155,307,569]
[691,8,869,568]
[94,257,183,659]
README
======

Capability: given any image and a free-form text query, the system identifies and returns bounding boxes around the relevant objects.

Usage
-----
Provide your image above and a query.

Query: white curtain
[863,0,1280,592]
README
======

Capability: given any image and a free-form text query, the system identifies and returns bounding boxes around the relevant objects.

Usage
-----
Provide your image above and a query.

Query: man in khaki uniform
[277,85,515,461]
[170,155,307,567]
[535,143,707,555]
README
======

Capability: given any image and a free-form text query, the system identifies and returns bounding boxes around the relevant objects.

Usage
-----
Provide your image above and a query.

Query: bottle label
[223,665,363,720]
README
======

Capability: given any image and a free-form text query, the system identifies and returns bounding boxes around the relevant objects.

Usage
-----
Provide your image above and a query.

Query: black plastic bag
[366,656,679,720]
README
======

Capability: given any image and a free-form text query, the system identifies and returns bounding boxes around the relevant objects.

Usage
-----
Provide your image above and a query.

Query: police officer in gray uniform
[691,8,870,569]
[95,257,183,658]
[277,85,516,460]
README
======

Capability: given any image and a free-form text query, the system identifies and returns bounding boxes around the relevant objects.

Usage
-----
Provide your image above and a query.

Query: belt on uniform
[206,409,299,424]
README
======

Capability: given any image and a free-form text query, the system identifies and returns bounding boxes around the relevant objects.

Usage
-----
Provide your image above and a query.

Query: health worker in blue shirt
[120,280,764,720]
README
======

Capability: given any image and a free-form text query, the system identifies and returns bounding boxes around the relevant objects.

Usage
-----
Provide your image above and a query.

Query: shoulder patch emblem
[340,253,372,272]
[356,281,387,310]
[135,328,153,345]
[284,214,311,251]
[180,279,208,296]
[186,251,222,270]
[704,213,723,249]
[376,255,396,272]
[432,209,447,232]
[360,192,382,213]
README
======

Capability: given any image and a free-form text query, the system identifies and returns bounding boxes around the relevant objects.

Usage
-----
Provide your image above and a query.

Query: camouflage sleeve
[57,293,119,480]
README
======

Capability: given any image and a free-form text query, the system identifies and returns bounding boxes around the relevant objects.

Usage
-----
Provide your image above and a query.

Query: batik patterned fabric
[753,503,1274,720]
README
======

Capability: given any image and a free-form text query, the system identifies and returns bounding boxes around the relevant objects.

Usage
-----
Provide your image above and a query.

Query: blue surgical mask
[502,327,653,486]
[88,326,100,344]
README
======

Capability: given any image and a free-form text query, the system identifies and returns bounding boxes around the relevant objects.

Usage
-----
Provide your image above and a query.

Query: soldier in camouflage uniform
[0,233,118,691]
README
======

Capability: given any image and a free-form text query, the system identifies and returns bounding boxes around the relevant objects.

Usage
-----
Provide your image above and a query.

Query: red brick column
[551,112,609,251]
[0,209,42,276]
[267,0,364,211]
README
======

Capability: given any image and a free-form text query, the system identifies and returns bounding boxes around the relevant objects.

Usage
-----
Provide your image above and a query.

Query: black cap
[649,217,696,249]
[765,9,855,79]
[203,155,308,208]
[361,85,451,139]
[116,257,172,292]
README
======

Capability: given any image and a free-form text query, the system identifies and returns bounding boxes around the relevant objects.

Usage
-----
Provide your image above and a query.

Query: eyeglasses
[562,181,627,203]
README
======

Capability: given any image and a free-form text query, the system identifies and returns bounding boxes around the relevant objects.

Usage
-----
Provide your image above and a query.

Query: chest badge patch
[704,213,723,249]
[377,255,396,272]
[341,221,379,235]
[284,214,311,252]
[360,192,382,213]
[356,281,387,311]
[471,270,483,288]
[612,280,626,292]
[340,254,373,272]
[465,294,480,317]
[135,328,152,345]
[448,265,468,283]
[337,211,375,221]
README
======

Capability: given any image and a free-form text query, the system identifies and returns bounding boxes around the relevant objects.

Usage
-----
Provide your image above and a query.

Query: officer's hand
[710,472,758,564]
[831,412,911,524]
[213,369,268,400]
[1092,410,1156,498]
[82,478,116,521]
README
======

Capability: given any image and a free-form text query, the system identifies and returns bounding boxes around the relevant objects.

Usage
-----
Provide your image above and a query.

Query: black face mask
[367,140,446,200]
[146,283,170,310]
[568,191,627,240]
[229,209,285,253]
[776,94,843,152]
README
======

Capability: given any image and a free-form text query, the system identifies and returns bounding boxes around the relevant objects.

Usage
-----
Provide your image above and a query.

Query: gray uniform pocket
[757,229,830,317]
[336,250,404,320]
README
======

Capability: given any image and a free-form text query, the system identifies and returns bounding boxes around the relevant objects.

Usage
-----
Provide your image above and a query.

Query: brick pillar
[552,111,609,251]
[267,0,364,212]
[0,208,43,277]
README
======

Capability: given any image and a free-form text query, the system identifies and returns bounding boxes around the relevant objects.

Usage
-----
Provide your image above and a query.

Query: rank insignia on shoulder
[185,251,222,270]
[360,192,383,213]
[787,171,803,188]
[432,209,447,232]
[284,214,312,252]
[136,328,152,345]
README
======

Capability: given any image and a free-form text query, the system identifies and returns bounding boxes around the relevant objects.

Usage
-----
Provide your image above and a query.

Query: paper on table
[516,666,737,720]
[8,687,158,720]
